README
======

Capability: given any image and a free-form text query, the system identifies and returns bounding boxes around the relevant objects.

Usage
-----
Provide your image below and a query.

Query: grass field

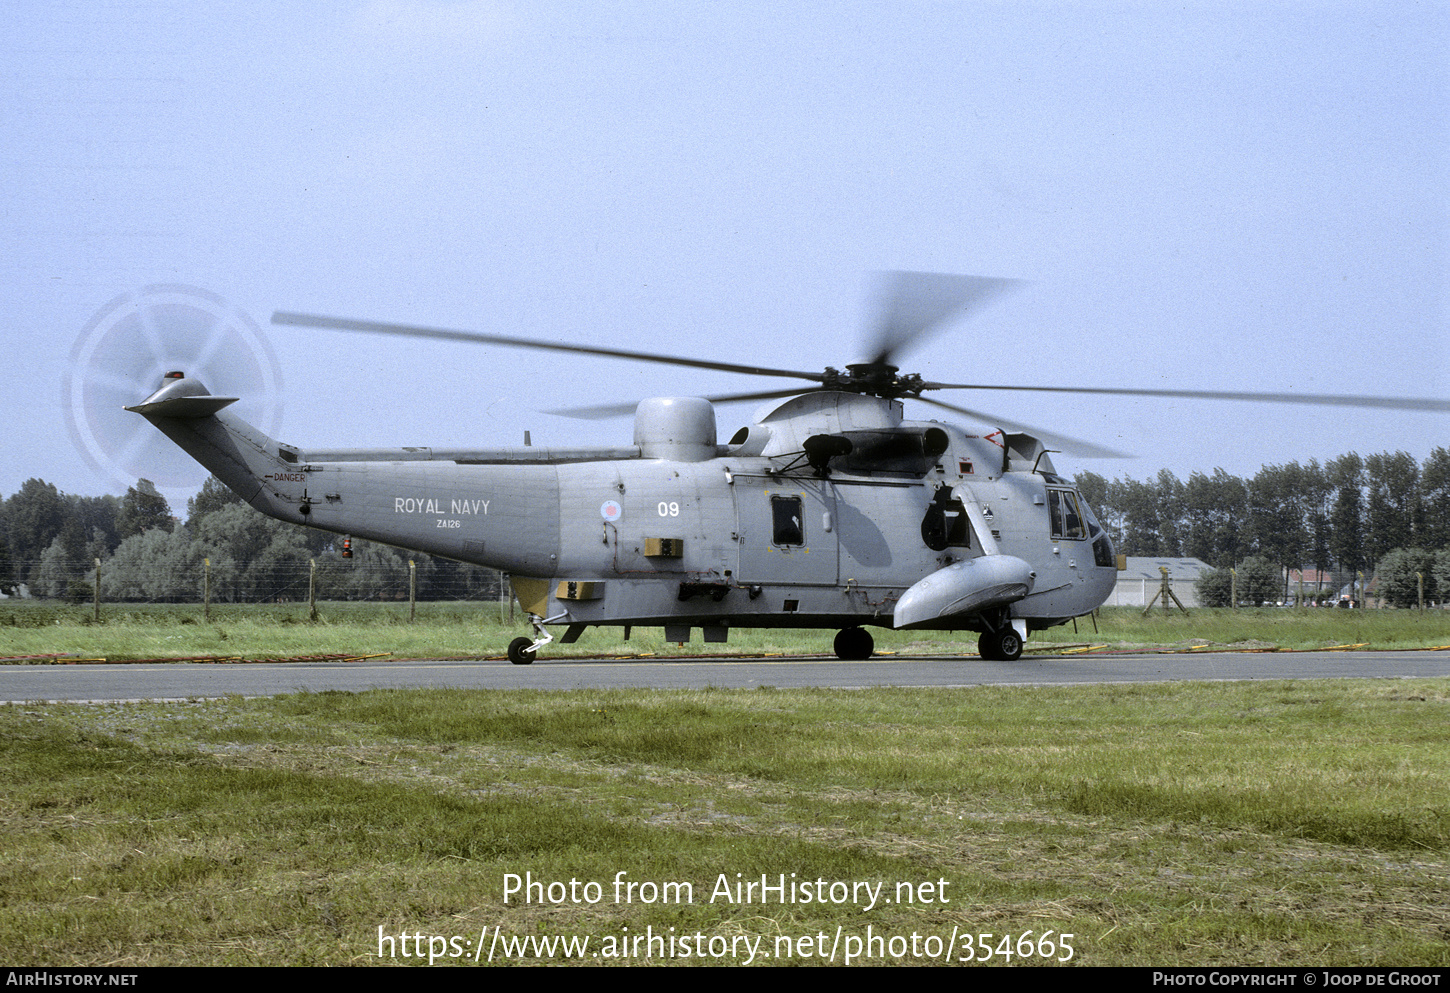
[3,602,1446,966]
[2,602,1449,661]
[1,680,1447,967]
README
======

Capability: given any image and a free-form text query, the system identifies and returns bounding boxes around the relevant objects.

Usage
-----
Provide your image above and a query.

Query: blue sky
[5,1,1446,504]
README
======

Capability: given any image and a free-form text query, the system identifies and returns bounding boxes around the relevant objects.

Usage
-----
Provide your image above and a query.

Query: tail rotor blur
[65,285,284,491]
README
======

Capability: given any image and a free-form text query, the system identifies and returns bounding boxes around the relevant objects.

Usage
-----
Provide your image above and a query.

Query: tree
[1109,476,1170,556]
[1374,548,1437,609]
[181,499,339,602]
[106,527,205,602]
[0,532,13,596]
[1434,549,1450,604]
[116,479,173,540]
[32,537,73,600]
[4,478,67,579]
[60,494,120,561]
[1195,567,1234,608]
[1363,451,1419,565]
[1327,454,1365,578]
[186,475,244,530]
[194,503,293,601]
[1235,555,1282,606]
[1301,459,1333,591]
[245,532,314,601]
[1195,556,1279,607]
[1418,448,1450,551]
[1248,462,1309,572]
[1180,469,1246,567]
[1154,469,1184,555]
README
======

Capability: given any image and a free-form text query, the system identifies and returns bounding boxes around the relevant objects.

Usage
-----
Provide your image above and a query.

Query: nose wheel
[977,627,1023,662]
[833,627,874,660]
[507,611,565,664]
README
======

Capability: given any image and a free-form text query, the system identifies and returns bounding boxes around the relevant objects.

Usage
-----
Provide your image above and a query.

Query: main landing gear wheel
[977,628,1023,662]
[507,637,536,665]
[834,627,874,660]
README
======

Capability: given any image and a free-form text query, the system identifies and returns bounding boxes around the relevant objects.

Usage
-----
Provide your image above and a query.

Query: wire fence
[2,556,511,609]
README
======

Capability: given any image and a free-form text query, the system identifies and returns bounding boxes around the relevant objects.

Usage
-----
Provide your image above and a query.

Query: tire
[507,636,536,665]
[993,627,1023,662]
[833,627,874,661]
[977,630,998,661]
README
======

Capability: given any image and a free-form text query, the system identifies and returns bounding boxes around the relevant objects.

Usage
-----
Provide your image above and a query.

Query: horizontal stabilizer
[125,394,239,418]
[125,374,238,419]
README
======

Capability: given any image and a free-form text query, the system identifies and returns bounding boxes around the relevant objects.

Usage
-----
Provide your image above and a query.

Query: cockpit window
[1048,489,1086,540]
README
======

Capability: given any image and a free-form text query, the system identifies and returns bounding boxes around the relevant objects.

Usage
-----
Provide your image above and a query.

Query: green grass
[1,681,1446,966]
[1050,606,1450,653]
[1,602,1448,661]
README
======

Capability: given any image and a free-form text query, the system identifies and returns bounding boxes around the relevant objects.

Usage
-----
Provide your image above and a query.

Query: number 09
[657,501,680,517]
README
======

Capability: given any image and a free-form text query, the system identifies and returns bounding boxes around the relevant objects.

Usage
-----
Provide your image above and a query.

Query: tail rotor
[65,285,284,490]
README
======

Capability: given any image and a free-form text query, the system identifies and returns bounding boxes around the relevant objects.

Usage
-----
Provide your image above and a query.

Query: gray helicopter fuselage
[132,381,1117,644]
[111,267,1449,659]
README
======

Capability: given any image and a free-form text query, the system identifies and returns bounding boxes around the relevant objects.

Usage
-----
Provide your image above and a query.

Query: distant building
[1285,567,1338,605]
[1289,567,1334,588]
[1106,557,1214,608]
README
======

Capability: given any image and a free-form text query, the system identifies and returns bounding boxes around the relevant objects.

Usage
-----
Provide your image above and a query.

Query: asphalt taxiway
[2,651,1447,702]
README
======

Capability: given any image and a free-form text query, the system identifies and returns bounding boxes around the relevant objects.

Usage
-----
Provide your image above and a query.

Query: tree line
[3,447,1447,606]
[0,476,502,604]
[1074,448,1450,607]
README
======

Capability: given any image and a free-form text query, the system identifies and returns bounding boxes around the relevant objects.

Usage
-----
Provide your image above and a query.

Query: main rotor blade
[867,272,1022,367]
[272,312,827,383]
[546,387,810,419]
[913,395,1133,459]
[919,381,1450,413]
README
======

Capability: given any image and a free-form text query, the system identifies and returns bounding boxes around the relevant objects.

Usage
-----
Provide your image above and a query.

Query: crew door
[733,479,838,586]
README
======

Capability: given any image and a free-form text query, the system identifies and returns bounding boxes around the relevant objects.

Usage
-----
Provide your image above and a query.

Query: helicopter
[118,273,1450,663]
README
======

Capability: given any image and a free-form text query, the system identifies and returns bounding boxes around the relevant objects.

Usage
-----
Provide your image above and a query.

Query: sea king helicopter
[116,273,1450,663]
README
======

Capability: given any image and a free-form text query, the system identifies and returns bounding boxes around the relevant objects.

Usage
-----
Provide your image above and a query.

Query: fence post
[409,560,416,623]
[93,558,101,623]
[204,557,211,623]
[309,558,318,622]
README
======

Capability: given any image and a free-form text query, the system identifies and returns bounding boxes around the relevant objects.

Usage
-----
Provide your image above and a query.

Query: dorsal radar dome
[633,397,717,462]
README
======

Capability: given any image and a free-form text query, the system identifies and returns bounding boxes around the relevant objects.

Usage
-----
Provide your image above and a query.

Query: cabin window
[771,496,804,545]
[1048,489,1086,540]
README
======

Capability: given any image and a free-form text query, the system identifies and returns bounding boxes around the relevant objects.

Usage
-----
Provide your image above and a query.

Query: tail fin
[127,375,300,514]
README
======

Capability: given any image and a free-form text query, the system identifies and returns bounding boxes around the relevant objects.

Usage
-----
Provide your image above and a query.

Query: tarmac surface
[2,650,1448,702]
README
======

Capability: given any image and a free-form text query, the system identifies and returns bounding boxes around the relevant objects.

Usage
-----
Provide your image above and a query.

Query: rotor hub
[838,362,925,398]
